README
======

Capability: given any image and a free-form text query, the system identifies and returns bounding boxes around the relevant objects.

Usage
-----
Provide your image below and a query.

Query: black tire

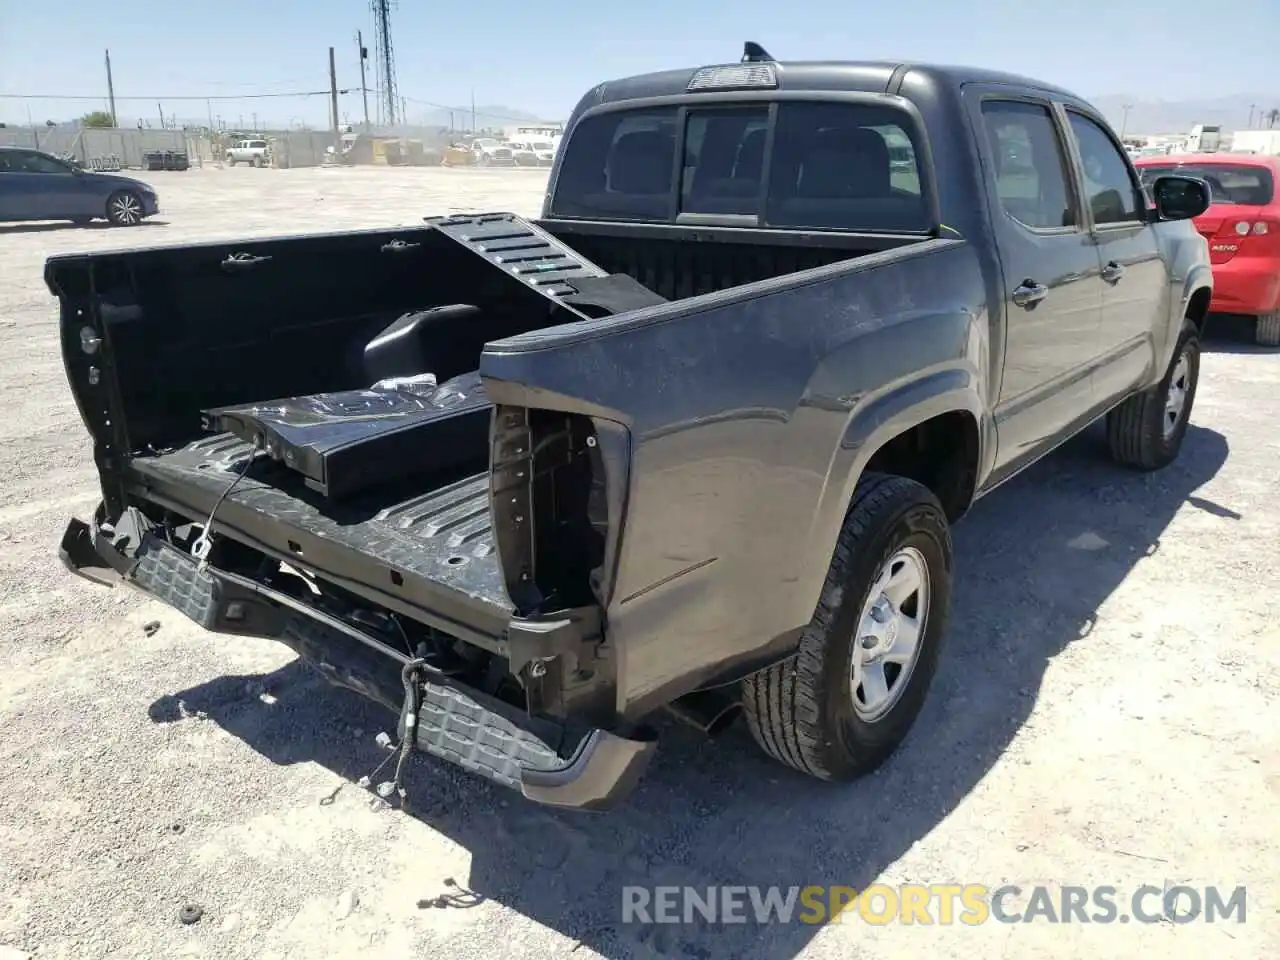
[1106,320,1200,471]
[1257,312,1280,347]
[252,156,264,168]
[105,190,144,227]
[741,473,953,781]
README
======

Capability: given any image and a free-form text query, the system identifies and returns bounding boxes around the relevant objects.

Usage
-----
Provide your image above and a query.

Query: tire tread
[742,473,934,780]
[1106,320,1199,471]
[1257,312,1280,347]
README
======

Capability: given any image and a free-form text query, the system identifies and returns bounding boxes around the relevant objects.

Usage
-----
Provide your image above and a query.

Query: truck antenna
[742,41,774,63]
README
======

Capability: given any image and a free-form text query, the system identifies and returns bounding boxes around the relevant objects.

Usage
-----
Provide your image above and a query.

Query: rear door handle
[1012,280,1049,308]
[1101,260,1125,283]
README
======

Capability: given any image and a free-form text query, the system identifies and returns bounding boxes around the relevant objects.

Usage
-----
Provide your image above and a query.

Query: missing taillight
[490,406,629,615]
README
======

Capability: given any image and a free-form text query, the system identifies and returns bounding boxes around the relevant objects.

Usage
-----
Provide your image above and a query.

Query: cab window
[980,100,1077,231]
[1065,112,1143,225]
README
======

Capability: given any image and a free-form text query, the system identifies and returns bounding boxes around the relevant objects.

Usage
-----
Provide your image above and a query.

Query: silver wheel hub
[851,546,930,723]
[1163,349,1191,439]
[112,194,140,224]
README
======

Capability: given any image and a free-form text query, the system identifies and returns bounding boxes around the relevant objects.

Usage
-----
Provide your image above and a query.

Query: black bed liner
[128,432,514,649]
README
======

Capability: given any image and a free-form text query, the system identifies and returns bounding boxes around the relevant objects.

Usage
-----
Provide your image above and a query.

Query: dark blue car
[0,146,159,226]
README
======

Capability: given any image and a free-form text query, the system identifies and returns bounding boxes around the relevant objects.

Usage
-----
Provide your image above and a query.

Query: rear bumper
[59,510,656,811]
[1209,257,1280,315]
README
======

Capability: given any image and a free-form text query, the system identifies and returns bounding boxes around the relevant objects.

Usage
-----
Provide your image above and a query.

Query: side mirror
[1151,175,1210,221]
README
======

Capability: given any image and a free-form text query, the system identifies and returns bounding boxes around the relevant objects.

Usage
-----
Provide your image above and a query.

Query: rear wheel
[1106,320,1200,471]
[105,190,143,227]
[1257,312,1280,347]
[741,473,953,781]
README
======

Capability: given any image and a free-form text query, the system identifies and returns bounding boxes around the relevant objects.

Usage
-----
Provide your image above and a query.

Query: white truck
[225,139,271,167]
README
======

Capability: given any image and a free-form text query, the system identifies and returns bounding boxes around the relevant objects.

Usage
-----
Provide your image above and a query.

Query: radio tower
[371,0,399,126]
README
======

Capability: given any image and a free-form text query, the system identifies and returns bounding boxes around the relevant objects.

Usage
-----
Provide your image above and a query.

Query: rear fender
[799,366,988,606]
[479,238,988,720]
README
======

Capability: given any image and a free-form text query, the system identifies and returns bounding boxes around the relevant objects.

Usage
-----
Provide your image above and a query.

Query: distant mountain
[415,103,558,129]
[409,95,1280,137]
[1088,94,1280,136]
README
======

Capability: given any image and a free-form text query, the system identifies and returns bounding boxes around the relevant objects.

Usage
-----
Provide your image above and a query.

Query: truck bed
[129,432,514,647]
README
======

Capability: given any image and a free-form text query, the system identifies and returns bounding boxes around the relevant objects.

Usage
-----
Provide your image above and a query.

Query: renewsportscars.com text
[620,884,1247,926]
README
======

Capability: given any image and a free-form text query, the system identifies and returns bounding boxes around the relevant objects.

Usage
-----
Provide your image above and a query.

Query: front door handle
[1101,260,1125,283]
[1012,280,1049,308]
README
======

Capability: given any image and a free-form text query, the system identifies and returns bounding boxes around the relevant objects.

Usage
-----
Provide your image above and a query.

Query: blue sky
[1,0,1276,127]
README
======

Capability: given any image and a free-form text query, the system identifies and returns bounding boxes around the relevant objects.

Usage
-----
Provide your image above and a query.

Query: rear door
[966,92,1104,477]
[1061,109,1166,405]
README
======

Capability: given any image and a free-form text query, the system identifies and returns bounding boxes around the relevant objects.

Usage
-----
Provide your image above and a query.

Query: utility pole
[1248,104,1256,128]
[470,89,476,133]
[105,49,118,127]
[356,32,371,130]
[328,46,340,148]
[1119,103,1133,139]
[157,102,165,129]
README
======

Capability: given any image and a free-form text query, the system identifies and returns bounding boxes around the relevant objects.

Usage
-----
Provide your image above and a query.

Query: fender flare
[797,364,989,610]
[1180,264,1213,323]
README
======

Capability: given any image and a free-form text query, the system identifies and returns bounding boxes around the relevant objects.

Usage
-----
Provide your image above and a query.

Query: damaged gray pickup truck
[52,46,1214,811]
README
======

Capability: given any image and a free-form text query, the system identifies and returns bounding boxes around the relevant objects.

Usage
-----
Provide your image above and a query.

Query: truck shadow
[149,422,1230,960]
[0,220,169,235]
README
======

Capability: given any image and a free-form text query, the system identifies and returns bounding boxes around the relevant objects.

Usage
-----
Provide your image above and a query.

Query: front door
[1062,109,1167,405]
[1,150,87,220]
[968,94,1106,479]
[0,153,20,219]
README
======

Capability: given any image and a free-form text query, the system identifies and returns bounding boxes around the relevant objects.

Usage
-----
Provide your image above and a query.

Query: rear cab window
[979,100,1078,231]
[549,99,932,234]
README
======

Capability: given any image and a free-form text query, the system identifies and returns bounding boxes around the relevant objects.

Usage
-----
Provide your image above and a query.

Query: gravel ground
[0,166,1277,960]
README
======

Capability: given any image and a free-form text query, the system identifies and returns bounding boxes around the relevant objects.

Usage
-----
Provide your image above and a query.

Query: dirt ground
[0,166,1277,960]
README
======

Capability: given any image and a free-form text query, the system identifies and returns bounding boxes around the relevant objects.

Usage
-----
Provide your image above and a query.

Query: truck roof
[584,57,1084,108]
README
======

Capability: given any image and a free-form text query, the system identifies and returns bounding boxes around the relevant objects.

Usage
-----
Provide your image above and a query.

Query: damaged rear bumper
[59,510,656,812]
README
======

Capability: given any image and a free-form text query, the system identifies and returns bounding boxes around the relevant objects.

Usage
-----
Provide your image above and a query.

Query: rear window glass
[550,100,930,233]
[681,106,770,216]
[1138,164,1274,205]
[551,108,679,221]
[765,102,928,232]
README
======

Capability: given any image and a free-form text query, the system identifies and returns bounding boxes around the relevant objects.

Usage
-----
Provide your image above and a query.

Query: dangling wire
[190,436,262,571]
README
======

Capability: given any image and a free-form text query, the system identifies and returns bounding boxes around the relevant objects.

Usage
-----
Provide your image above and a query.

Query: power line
[0,89,348,102]
[3,88,560,125]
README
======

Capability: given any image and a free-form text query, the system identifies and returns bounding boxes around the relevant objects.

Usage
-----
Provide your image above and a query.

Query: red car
[1135,152,1280,346]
